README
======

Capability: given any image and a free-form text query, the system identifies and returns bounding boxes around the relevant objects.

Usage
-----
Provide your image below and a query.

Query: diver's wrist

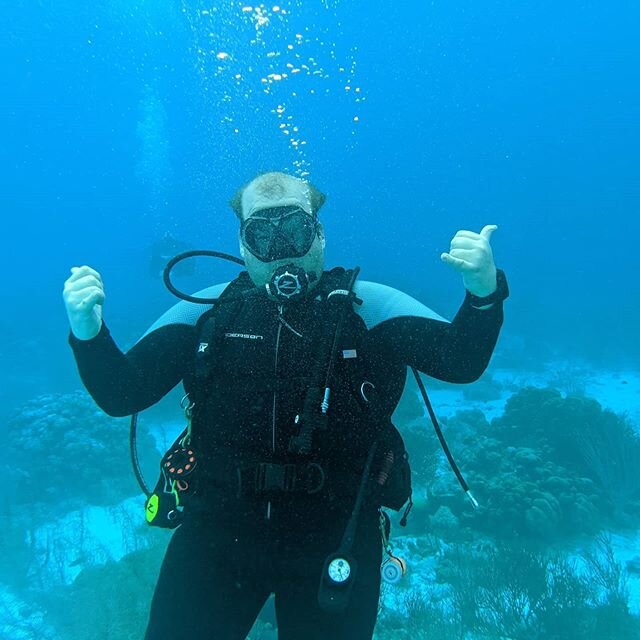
[69,318,103,341]
[465,269,509,308]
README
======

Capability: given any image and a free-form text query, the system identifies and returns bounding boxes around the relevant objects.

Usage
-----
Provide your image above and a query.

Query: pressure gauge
[319,551,358,613]
[327,557,352,584]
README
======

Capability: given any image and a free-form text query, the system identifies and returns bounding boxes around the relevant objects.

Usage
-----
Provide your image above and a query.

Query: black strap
[322,267,361,392]
[193,272,255,388]
[289,267,361,454]
[238,462,326,495]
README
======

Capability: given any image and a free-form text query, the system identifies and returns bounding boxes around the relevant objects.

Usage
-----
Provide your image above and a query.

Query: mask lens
[242,221,273,261]
[279,212,316,254]
[242,206,318,262]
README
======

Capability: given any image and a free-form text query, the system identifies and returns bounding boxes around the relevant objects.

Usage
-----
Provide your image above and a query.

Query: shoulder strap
[319,267,362,394]
[193,272,255,384]
[315,267,354,300]
[305,267,360,389]
[289,266,361,455]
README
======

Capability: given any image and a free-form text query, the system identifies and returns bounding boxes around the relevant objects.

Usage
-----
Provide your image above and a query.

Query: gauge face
[382,560,402,584]
[328,557,351,583]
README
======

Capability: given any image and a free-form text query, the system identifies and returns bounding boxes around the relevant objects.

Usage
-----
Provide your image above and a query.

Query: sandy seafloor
[2,363,639,638]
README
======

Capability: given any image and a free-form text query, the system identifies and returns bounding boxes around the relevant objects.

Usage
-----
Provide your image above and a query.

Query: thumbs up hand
[441,225,498,297]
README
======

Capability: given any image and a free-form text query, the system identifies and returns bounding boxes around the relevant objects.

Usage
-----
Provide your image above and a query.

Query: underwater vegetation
[375,535,639,640]
[423,387,640,541]
[1,385,639,638]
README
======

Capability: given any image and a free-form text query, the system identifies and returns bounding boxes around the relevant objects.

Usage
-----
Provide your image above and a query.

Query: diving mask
[241,205,320,263]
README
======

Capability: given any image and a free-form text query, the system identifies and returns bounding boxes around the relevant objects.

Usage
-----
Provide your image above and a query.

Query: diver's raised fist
[63,266,105,340]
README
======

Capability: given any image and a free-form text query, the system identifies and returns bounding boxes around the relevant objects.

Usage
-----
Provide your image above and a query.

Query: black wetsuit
[69,269,506,640]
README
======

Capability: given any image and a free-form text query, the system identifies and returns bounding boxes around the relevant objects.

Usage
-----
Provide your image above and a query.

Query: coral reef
[3,385,639,639]
[426,387,640,541]
[4,391,157,518]
[492,387,640,525]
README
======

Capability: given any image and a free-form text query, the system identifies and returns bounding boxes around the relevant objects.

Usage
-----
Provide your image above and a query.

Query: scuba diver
[149,230,194,279]
[63,171,508,640]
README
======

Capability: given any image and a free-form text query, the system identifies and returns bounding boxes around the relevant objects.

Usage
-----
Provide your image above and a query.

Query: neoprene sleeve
[69,279,505,416]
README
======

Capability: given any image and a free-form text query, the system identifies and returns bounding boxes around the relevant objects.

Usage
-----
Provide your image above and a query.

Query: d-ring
[360,381,375,403]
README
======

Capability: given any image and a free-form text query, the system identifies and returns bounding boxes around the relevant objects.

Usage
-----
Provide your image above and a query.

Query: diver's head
[230,172,327,298]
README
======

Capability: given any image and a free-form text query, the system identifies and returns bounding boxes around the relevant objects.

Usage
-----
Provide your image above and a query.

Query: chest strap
[238,462,326,495]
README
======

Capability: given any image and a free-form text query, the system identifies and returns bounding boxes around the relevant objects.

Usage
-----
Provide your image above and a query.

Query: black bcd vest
[146,268,412,528]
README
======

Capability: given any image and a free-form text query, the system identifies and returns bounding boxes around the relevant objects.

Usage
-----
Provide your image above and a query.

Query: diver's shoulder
[139,282,231,340]
[353,280,448,328]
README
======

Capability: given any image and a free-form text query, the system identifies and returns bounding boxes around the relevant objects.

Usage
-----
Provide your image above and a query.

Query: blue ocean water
[1,1,640,638]
[2,0,639,411]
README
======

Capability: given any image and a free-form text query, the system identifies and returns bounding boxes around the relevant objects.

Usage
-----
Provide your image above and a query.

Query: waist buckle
[246,462,325,495]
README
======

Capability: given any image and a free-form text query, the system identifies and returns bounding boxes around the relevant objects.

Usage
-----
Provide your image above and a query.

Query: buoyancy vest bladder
[145,267,413,529]
[140,252,479,534]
